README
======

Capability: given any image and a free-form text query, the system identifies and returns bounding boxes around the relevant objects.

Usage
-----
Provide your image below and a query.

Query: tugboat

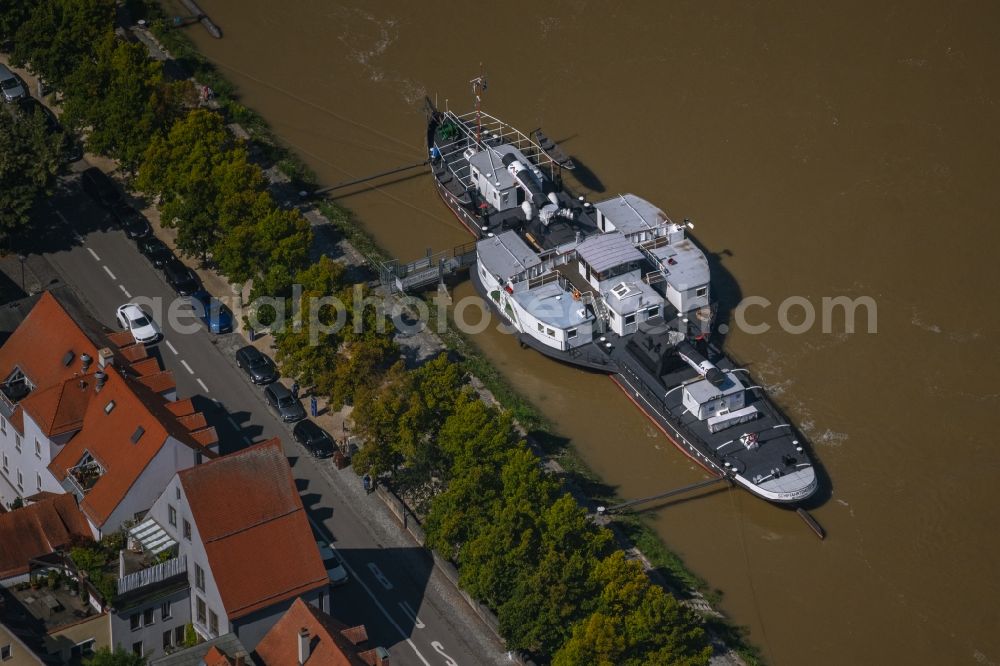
[424,81,818,504]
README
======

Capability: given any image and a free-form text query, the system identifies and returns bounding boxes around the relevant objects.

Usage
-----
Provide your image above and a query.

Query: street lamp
[17,254,27,293]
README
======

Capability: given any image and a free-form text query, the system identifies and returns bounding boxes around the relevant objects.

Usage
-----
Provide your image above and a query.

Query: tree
[62,34,192,174]
[83,646,146,666]
[0,0,30,43]
[553,552,712,666]
[0,107,64,245]
[12,0,115,89]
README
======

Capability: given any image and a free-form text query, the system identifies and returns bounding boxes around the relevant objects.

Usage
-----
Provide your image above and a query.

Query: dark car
[112,202,152,239]
[235,345,279,385]
[189,290,233,334]
[137,237,173,269]
[80,167,121,208]
[264,383,306,423]
[163,259,200,296]
[293,419,334,458]
[19,98,83,162]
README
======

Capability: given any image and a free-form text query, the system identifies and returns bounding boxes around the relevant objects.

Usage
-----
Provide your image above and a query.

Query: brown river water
[175,1,999,663]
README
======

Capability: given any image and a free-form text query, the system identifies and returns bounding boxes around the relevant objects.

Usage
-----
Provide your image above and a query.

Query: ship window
[567,328,578,339]
[696,286,708,297]
[546,327,555,336]
[624,314,636,326]
[646,306,659,318]
[537,323,545,333]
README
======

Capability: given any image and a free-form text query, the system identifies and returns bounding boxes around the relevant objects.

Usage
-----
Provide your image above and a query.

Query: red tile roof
[0,292,98,391]
[254,598,379,666]
[47,369,214,528]
[202,645,237,666]
[0,494,90,579]
[179,440,328,620]
[18,376,94,436]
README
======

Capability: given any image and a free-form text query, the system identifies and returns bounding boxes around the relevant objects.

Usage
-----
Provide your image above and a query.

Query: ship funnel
[502,153,546,207]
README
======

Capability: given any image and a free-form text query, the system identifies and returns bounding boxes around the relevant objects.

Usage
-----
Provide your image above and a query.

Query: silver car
[0,64,26,103]
[317,541,349,586]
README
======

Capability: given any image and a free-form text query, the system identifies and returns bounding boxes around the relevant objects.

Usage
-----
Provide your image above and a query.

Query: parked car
[80,167,121,208]
[13,98,82,162]
[316,541,349,586]
[137,237,173,269]
[293,420,334,458]
[0,64,26,103]
[112,202,151,239]
[189,290,233,334]
[163,259,199,296]
[263,383,305,422]
[235,345,279,385]
[115,303,160,344]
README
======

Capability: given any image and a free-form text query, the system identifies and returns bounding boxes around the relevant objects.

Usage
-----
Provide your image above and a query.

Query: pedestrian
[310,396,318,417]
[291,382,299,399]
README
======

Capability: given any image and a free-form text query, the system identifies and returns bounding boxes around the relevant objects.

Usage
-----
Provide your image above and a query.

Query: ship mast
[470,66,487,146]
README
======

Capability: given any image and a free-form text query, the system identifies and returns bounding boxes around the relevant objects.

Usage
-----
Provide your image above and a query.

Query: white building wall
[0,411,66,508]
[98,437,198,538]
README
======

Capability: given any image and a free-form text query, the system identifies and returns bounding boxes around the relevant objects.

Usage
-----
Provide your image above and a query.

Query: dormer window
[105,400,116,414]
[131,426,145,444]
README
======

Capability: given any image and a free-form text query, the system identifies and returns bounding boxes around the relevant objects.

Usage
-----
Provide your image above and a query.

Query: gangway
[379,242,478,293]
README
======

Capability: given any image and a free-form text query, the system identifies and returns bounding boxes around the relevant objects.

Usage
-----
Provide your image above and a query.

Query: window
[175,486,181,500]
[34,439,40,459]
[546,327,555,336]
[168,505,177,527]
[195,564,205,592]
[130,613,141,631]
[14,436,20,453]
[183,519,191,541]
[16,470,22,492]
[161,601,171,620]
[209,609,218,636]
[196,596,207,625]
[162,630,172,650]
[174,626,184,646]
[69,640,95,660]
[646,306,659,318]
[566,328,578,339]
[0,416,5,434]
[2,452,7,472]
[696,286,708,298]
[1,644,11,660]
[624,313,636,326]
[537,322,544,333]
[143,607,154,626]
[131,641,143,657]
[104,400,115,414]
[35,472,41,491]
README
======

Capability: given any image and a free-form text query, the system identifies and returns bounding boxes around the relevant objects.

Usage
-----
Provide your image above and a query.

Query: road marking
[87,248,100,261]
[180,360,194,375]
[197,378,209,393]
[103,266,116,280]
[431,641,459,666]
[307,517,430,666]
[165,340,178,355]
[119,285,131,298]
[367,562,394,590]
[399,601,425,629]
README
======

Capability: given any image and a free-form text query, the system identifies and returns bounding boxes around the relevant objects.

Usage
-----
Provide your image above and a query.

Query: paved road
[38,178,509,666]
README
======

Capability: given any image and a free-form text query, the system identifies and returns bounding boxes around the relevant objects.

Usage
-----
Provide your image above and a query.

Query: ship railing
[445,110,553,171]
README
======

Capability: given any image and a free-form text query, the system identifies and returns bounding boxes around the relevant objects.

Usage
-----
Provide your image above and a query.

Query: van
[0,64,26,103]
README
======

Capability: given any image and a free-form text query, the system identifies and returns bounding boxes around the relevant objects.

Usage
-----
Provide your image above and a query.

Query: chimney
[80,353,93,373]
[97,347,114,369]
[95,371,107,392]
[298,628,310,665]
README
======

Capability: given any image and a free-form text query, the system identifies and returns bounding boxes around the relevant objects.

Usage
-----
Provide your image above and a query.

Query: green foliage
[183,622,199,648]
[83,646,146,666]
[69,545,106,574]
[11,0,115,89]
[553,552,712,666]
[0,104,64,243]
[61,34,192,174]
[0,0,30,43]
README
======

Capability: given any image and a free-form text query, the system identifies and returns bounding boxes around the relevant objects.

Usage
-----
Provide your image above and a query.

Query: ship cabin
[477,231,595,351]
[575,232,664,337]
[467,146,541,213]
[682,372,756,434]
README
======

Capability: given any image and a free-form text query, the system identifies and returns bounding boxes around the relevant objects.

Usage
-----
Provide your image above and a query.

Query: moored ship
[424,93,818,505]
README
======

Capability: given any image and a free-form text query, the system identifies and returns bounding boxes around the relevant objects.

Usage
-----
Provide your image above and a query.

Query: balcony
[117,554,187,597]
[63,458,104,499]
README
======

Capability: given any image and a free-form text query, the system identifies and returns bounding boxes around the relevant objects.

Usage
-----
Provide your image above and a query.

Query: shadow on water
[565,157,606,194]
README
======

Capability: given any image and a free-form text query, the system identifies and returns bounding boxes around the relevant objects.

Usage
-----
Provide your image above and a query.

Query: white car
[116,303,161,344]
[317,541,349,586]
